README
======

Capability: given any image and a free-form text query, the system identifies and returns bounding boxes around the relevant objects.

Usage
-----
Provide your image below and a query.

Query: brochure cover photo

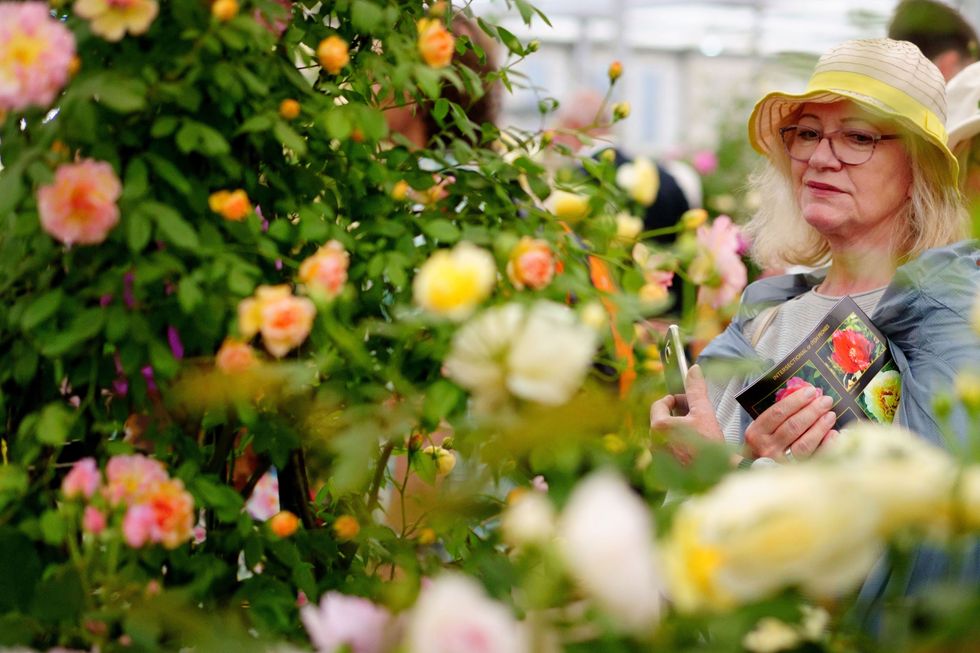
[735,297,902,430]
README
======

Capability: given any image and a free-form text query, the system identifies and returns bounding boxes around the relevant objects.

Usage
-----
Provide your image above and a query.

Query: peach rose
[74,0,159,41]
[259,292,316,357]
[317,35,349,75]
[417,18,455,68]
[298,240,349,300]
[37,159,122,246]
[215,339,257,374]
[506,237,555,290]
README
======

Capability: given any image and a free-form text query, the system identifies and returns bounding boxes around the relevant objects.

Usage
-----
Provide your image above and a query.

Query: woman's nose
[808,135,843,169]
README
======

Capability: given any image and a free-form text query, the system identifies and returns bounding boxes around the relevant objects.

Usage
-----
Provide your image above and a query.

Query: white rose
[443,303,523,411]
[558,470,663,633]
[502,491,556,548]
[405,573,527,653]
[742,618,802,653]
[662,466,882,612]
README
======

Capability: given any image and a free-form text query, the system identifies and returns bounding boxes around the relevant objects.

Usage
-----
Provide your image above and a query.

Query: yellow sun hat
[748,38,958,186]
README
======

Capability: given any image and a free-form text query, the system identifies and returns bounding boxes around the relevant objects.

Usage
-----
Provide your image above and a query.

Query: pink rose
[694,215,747,310]
[37,159,122,246]
[0,2,76,111]
[82,506,107,535]
[692,150,718,175]
[301,591,393,653]
[123,504,155,548]
[62,457,101,499]
[105,454,168,505]
[298,240,349,299]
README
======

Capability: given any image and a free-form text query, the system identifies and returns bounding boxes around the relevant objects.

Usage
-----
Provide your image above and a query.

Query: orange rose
[333,514,360,541]
[278,98,300,120]
[417,18,455,68]
[212,0,238,21]
[208,189,251,221]
[269,510,300,537]
[317,35,349,75]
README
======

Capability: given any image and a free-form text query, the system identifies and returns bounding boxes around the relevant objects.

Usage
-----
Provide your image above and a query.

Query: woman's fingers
[745,390,835,458]
[784,407,836,460]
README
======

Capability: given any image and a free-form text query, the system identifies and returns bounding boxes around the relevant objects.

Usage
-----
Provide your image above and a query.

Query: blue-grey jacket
[698,240,980,622]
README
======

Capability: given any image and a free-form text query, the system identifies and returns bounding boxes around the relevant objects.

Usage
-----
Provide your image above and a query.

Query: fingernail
[819,395,833,409]
[823,411,835,421]
[803,387,817,399]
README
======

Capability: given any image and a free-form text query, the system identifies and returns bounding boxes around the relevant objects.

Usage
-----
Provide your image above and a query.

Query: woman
[651,38,978,466]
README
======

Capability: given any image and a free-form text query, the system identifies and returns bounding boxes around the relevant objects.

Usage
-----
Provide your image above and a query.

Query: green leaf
[12,342,38,386]
[34,402,76,446]
[122,158,149,201]
[39,510,66,546]
[0,528,41,611]
[40,309,105,358]
[176,121,231,156]
[177,277,203,313]
[423,380,465,428]
[29,566,84,623]
[145,202,200,251]
[0,466,29,513]
[415,66,441,99]
[21,289,63,331]
[237,114,274,134]
[150,116,180,138]
[83,74,148,113]
[149,339,179,379]
[496,26,524,55]
[273,121,307,157]
[323,108,351,140]
[299,206,329,242]
[352,0,383,32]
[192,477,244,523]
[422,219,461,243]
[125,207,153,253]
[0,160,27,217]
[432,98,449,121]
[146,154,192,196]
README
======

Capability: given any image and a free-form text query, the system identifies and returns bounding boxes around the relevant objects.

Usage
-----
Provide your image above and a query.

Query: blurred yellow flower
[544,189,590,222]
[279,98,300,120]
[333,515,360,541]
[421,445,456,476]
[413,243,496,320]
[616,157,659,206]
[208,189,251,221]
[211,0,238,21]
[956,370,980,408]
[74,0,158,41]
[681,208,708,230]
[615,213,644,242]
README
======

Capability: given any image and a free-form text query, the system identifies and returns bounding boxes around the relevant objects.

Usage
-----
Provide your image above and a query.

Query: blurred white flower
[300,591,393,653]
[822,423,956,538]
[742,618,801,653]
[444,302,597,411]
[406,574,527,653]
[544,189,590,222]
[662,465,882,612]
[558,470,663,634]
[502,491,556,548]
[616,157,659,206]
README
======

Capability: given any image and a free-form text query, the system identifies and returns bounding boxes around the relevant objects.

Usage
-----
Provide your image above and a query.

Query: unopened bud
[608,60,623,82]
[211,0,239,21]
[612,101,631,121]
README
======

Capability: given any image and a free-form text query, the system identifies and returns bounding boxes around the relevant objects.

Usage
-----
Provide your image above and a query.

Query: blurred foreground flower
[209,189,252,221]
[301,591,393,653]
[502,491,555,548]
[559,470,663,633]
[662,464,882,612]
[0,2,76,111]
[413,242,496,320]
[444,301,597,411]
[417,18,455,68]
[506,237,556,290]
[37,159,122,246]
[216,339,258,374]
[616,157,658,206]
[406,574,527,653]
[74,0,159,41]
[690,216,747,310]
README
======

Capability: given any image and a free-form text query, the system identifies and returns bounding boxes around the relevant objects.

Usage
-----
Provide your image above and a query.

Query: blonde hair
[745,112,969,270]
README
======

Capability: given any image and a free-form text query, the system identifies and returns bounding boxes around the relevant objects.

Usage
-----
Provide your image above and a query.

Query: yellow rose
[615,213,644,242]
[681,208,709,230]
[421,445,456,476]
[544,189,590,222]
[317,35,350,75]
[278,99,300,120]
[211,0,238,21]
[616,157,659,206]
[413,243,496,320]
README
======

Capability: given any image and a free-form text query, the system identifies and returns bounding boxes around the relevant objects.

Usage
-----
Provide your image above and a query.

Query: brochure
[734,296,901,429]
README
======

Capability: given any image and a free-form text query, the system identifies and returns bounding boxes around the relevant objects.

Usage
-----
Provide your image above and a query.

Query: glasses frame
[778,124,901,166]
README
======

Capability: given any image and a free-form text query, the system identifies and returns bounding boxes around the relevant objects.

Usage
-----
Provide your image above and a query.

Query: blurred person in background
[944,58,980,211]
[652,36,979,621]
[551,88,702,240]
[888,0,979,80]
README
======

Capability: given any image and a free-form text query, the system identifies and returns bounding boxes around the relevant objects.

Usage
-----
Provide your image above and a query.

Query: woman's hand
[650,365,725,463]
[744,387,837,461]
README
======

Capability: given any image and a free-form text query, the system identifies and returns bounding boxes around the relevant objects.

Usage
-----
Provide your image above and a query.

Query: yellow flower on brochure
[317,35,350,75]
[417,18,455,68]
[412,242,496,320]
[73,0,159,41]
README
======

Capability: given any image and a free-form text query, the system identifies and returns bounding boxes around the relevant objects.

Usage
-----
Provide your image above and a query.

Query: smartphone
[660,324,689,397]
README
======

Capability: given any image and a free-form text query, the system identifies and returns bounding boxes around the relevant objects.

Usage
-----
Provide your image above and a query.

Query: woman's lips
[805,180,844,194]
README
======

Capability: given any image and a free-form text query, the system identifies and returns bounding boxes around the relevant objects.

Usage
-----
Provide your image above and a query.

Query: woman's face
[789,101,912,250]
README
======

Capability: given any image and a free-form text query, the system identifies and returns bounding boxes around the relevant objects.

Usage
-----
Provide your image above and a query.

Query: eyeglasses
[778,125,901,166]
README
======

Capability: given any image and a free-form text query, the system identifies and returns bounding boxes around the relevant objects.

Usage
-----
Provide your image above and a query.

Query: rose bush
[1,1,979,652]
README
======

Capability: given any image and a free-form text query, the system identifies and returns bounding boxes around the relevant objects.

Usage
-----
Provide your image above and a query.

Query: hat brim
[948,115,980,152]
[749,88,959,187]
